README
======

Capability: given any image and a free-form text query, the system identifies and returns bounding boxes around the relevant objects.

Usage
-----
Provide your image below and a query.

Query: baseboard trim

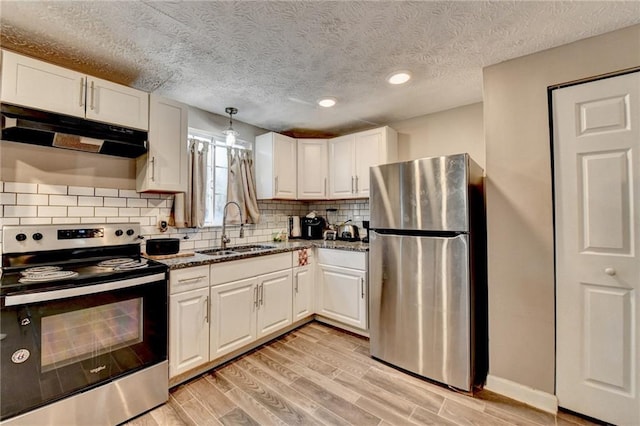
[485,374,558,414]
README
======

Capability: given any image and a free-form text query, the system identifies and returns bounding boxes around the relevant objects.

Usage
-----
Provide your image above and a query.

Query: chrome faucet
[221,201,244,249]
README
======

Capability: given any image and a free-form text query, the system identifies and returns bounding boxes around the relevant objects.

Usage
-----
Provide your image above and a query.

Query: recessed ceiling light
[387,71,411,85]
[318,97,337,108]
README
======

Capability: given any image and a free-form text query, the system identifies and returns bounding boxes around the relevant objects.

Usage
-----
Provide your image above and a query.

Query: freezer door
[369,231,472,390]
[369,154,474,232]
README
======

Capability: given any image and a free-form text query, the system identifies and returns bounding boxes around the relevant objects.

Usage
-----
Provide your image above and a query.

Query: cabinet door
[256,270,293,338]
[273,134,297,198]
[354,130,383,198]
[136,94,188,192]
[297,139,328,199]
[85,77,149,130]
[1,50,85,118]
[169,287,209,378]
[293,264,314,321]
[329,135,355,198]
[317,264,367,330]
[210,278,257,359]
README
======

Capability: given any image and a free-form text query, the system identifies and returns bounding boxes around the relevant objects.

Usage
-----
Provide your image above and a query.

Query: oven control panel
[3,223,142,253]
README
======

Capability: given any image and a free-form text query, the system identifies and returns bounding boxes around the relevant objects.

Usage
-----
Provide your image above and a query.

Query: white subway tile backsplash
[119,189,139,198]
[95,207,119,217]
[127,198,147,208]
[0,218,20,226]
[68,186,94,196]
[68,206,94,217]
[38,206,67,217]
[104,197,127,207]
[119,208,140,216]
[17,193,49,205]
[78,196,103,207]
[0,193,17,205]
[4,182,38,193]
[38,184,67,195]
[21,217,52,225]
[82,217,105,223]
[53,217,81,224]
[49,195,78,206]
[141,193,160,199]
[95,187,119,197]
[4,205,38,217]
[106,217,124,223]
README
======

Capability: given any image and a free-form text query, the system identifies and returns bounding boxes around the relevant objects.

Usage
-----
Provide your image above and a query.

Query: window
[188,133,228,227]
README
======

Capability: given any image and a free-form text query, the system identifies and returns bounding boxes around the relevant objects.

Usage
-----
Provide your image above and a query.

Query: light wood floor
[127,322,597,426]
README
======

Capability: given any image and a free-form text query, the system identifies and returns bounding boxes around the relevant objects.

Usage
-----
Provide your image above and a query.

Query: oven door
[0,272,167,421]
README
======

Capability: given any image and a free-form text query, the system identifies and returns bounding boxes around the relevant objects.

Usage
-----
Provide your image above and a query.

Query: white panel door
[293,264,314,321]
[210,278,257,359]
[297,138,328,199]
[317,264,367,330]
[169,288,209,378]
[85,77,149,130]
[273,134,297,199]
[256,270,293,338]
[1,50,85,118]
[354,130,382,197]
[329,135,355,198]
[554,71,640,425]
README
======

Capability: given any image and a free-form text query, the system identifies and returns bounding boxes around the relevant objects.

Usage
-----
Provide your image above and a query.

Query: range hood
[1,103,148,158]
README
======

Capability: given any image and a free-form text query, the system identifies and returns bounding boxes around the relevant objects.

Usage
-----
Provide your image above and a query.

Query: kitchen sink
[197,244,276,257]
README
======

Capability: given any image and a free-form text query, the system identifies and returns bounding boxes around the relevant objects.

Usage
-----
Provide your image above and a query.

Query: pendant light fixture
[222,107,238,146]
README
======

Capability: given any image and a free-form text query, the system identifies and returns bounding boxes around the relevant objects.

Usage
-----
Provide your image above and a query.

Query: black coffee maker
[301,217,325,240]
[362,220,370,243]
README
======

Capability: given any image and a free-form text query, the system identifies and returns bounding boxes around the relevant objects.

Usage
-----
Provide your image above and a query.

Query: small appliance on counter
[288,216,301,238]
[362,220,370,243]
[323,229,337,240]
[301,216,325,240]
[337,220,360,241]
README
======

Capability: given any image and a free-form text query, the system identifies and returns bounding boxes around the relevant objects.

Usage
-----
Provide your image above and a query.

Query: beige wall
[484,24,640,393]
[0,106,266,189]
[392,102,485,168]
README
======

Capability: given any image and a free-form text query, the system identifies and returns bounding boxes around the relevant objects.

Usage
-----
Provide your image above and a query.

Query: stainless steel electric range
[0,223,169,426]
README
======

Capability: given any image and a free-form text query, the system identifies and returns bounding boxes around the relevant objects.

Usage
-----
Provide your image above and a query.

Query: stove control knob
[32,233,43,241]
[115,229,124,237]
[126,229,135,236]
[16,233,27,242]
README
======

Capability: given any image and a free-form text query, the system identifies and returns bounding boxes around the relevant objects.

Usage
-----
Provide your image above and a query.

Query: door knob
[604,267,616,276]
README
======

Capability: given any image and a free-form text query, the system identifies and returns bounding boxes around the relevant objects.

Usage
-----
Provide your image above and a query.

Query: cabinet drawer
[317,249,366,270]
[170,265,210,294]
[211,253,292,286]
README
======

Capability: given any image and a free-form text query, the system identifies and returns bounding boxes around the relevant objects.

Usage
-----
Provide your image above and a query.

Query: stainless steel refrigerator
[369,153,487,391]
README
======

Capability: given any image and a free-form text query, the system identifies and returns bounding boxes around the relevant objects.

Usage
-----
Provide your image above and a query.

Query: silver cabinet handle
[259,283,264,306]
[151,156,156,181]
[253,285,259,308]
[295,272,299,293]
[351,176,355,193]
[177,275,207,283]
[275,176,279,195]
[355,175,359,193]
[360,277,365,298]
[324,177,327,197]
[90,80,95,110]
[204,296,209,323]
[79,77,85,107]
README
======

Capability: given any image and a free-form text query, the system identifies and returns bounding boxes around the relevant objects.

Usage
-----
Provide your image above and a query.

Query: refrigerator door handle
[360,277,364,298]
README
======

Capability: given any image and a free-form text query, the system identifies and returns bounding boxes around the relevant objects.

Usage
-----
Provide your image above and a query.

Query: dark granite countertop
[154,240,368,270]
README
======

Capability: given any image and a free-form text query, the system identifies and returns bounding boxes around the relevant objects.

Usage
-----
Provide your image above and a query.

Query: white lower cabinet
[209,253,293,361]
[293,264,314,321]
[316,249,368,330]
[169,266,210,378]
[210,277,258,359]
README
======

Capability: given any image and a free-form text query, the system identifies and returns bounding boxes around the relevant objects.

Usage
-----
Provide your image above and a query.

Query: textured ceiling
[1,1,639,136]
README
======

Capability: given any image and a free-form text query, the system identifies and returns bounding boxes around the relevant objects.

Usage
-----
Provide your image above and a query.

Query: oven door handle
[4,273,166,307]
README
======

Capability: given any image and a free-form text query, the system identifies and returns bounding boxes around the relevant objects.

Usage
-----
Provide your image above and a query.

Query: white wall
[483,24,640,394]
[391,102,484,168]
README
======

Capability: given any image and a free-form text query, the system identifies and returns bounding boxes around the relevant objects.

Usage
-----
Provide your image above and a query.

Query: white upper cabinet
[256,132,297,199]
[1,50,149,130]
[136,94,188,193]
[329,126,397,199]
[297,138,328,199]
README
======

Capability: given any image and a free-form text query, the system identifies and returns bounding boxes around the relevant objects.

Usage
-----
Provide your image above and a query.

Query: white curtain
[173,139,208,228]
[226,148,260,224]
